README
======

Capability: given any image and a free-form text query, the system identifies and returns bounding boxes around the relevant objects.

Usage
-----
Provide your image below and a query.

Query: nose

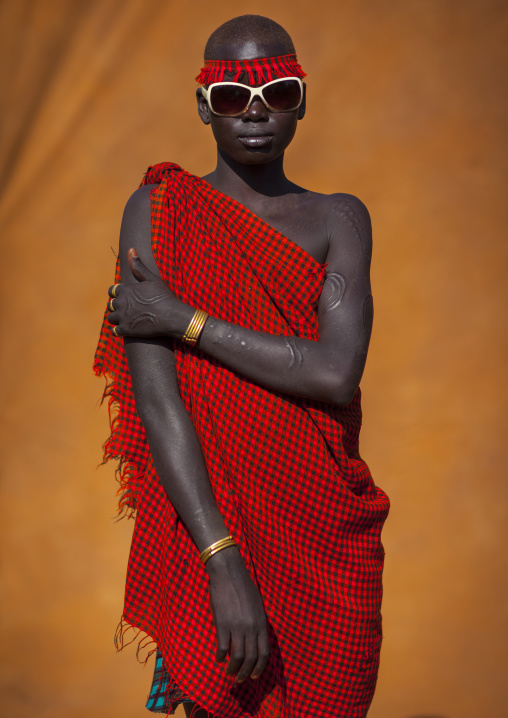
[242,96,269,121]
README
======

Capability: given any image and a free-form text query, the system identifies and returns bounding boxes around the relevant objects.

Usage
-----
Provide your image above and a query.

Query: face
[196,40,306,165]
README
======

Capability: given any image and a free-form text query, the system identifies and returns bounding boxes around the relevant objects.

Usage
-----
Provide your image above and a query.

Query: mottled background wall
[1,1,507,717]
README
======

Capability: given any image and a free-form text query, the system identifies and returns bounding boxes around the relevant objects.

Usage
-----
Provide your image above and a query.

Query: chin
[242,150,278,163]
[220,144,287,165]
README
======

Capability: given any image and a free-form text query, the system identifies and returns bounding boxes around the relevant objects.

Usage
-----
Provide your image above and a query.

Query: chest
[248,198,330,266]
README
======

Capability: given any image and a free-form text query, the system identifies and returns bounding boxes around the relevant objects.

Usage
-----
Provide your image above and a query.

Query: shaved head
[205,15,296,60]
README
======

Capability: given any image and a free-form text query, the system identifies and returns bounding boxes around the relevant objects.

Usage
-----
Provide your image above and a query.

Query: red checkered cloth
[93,163,390,718]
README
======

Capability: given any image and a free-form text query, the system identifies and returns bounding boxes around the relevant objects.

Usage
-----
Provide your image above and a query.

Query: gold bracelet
[199,535,237,566]
[182,309,209,346]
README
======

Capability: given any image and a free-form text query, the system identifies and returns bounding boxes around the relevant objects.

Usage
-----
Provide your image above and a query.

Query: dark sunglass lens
[210,85,250,115]
[263,80,302,111]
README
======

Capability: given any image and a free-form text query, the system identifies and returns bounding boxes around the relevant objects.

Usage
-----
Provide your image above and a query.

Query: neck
[206,149,294,203]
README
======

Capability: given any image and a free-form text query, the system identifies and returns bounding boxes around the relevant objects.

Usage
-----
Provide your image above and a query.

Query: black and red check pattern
[196,54,306,86]
[94,163,390,717]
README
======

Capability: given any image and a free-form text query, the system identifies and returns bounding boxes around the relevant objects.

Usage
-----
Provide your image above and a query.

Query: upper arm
[118,185,181,415]
[318,194,373,364]
[119,184,161,283]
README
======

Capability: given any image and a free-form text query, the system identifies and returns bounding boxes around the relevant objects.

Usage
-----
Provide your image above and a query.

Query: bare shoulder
[295,190,372,273]
[299,188,369,216]
[123,183,157,215]
[298,190,371,238]
[321,192,372,260]
[324,192,371,236]
[295,189,371,263]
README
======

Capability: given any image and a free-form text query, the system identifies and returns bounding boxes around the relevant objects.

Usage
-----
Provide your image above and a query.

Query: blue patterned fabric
[146,649,190,714]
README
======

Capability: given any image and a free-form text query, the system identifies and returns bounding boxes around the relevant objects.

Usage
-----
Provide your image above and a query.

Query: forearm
[112,244,365,404]
[146,290,365,405]
[125,338,231,553]
[196,316,363,405]
[141,398,230,553]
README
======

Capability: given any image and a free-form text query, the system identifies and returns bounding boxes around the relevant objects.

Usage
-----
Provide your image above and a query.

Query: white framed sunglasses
[200,77,304,117]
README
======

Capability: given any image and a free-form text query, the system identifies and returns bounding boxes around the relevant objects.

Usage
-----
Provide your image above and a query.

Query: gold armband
[182,309,209,346]
[199,535,237,566]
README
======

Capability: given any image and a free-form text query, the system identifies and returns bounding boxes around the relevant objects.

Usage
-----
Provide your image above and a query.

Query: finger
[225,632,245,677]
[128,248,158,282]
[108,298,115,312]
[235,632,258,684]
[251,629,270,679]
[108,283,122,299]
[112,325,121,338]
[215,626,230,665]
[106,311,119,325]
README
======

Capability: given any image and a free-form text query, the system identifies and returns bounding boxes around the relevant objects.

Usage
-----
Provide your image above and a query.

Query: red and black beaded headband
[196,53,306,86]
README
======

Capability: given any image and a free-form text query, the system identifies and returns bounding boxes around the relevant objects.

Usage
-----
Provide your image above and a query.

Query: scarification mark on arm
[285,336,303,370]
[321,273,346,313]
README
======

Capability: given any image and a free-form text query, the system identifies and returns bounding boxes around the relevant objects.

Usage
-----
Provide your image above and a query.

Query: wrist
[181,307,209,346]
[205,544,243,575]
[166,302,195,339]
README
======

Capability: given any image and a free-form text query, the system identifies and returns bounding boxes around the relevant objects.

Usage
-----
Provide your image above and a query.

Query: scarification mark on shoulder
[285,336,303,370]
[321,273,346,313]
[334,199,367,250]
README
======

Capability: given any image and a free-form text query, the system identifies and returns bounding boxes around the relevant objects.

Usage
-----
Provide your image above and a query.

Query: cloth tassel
[196,53,306,86]
[95,367,146,519]
[114,616,156,665]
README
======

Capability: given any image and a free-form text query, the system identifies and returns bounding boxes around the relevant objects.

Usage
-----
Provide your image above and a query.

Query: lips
[238,131,274,137]
[238,134,273,149]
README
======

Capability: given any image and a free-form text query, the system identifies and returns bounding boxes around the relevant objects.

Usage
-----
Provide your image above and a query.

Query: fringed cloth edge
[117,616,286,718]
[116,617,213,718]
[196,54,306,86]
[93,162,388,718]
[94,368,143,519]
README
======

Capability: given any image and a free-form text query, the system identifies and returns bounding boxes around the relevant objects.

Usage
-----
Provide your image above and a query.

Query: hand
[107,249,190,338]
[207,548,270,683]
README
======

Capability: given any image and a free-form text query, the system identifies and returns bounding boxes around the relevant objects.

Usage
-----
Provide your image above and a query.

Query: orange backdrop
[1,1,507,717]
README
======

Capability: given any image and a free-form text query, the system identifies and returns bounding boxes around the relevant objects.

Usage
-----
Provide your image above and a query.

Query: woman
[95,14,389,718]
